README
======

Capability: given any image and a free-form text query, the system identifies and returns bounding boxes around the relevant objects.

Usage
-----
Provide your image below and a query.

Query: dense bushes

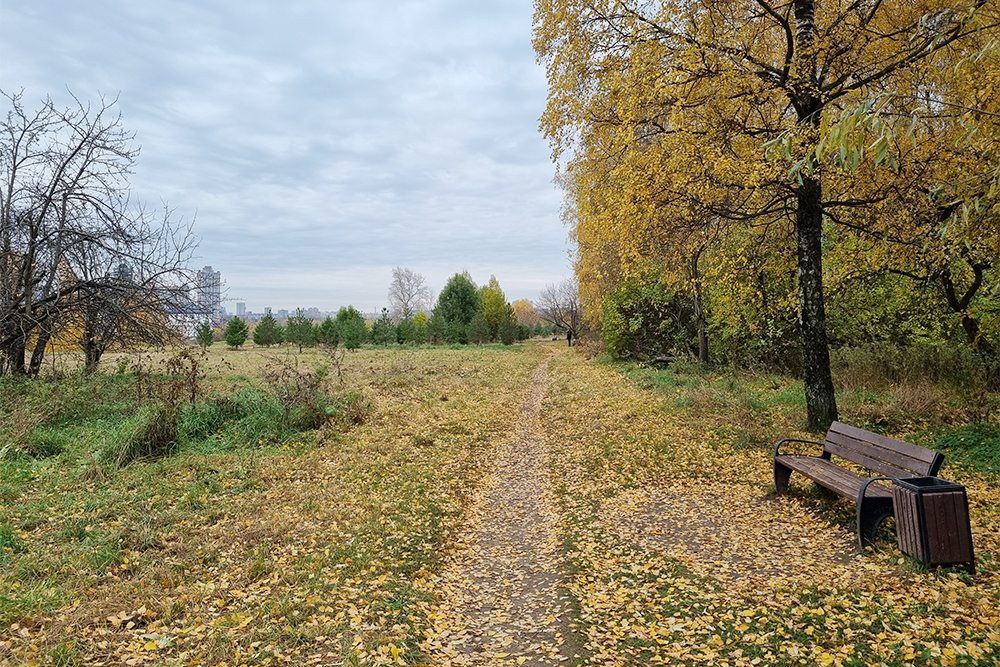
[602,276,698,361]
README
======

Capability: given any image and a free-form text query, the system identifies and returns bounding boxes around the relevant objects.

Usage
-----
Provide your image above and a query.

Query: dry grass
[0,343,548,665]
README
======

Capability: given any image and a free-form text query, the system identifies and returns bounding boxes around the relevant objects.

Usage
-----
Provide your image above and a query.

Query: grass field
[1,341,998,666]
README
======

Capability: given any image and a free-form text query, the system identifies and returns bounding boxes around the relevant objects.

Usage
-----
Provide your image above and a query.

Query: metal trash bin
[892,477,975,574]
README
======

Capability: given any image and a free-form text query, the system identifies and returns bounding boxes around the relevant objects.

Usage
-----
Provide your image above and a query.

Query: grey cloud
[2,0,569,313]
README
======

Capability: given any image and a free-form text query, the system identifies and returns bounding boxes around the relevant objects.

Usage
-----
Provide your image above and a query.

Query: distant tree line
[204,270,567,352]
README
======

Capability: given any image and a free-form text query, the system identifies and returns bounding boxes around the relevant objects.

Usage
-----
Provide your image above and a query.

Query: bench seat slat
[775,454,892,498]
[829,422,940,466]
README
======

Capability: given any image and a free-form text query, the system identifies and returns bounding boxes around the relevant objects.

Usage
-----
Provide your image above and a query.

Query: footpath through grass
[1,344,544,665]
[2,342,999,666]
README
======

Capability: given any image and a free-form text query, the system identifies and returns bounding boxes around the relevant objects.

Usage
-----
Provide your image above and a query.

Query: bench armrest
[773,438,825,458]
[857,476,893,502]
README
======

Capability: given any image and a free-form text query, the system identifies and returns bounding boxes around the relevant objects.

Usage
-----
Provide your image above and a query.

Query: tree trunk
[796,176,838,431]
[790,0,838,431]
[28,323,53,376]
[4,336,27,375]
[690,248,709,364]
[940,266,999,391]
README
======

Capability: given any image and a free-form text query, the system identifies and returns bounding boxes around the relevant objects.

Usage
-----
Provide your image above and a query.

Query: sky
[1,0,571,314]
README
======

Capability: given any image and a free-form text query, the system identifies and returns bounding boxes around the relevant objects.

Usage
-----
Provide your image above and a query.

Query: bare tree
[537,279,581,332]
[387,266,431,322]
[1,91,197,375]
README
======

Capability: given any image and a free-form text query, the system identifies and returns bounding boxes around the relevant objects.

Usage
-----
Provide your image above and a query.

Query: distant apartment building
[196,265,222,322]
[236,302,246,317]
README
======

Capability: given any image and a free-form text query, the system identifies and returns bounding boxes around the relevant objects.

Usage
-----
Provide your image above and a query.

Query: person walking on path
[566,327,573,347]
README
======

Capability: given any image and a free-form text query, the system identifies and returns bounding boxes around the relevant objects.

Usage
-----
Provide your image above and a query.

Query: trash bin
[892,477,975,574]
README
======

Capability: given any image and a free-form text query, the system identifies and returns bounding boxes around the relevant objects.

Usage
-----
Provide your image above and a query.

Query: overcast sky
[1,0,570,313]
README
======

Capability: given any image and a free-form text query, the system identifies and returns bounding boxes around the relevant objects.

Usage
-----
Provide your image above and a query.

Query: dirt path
[420,347,573,666]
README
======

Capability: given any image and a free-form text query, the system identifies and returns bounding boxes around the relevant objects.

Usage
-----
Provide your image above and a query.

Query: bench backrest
[823,422,944,478]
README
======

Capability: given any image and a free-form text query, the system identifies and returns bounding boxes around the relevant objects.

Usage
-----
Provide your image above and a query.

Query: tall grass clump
[97,402,178,467]
[831,342,986,392]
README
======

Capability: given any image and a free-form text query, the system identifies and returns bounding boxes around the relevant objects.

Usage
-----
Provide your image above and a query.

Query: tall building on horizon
[236,302,246,317]
[196,265,222,322]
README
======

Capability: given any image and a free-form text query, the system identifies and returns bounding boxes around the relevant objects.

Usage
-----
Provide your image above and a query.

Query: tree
[512,299,542,327]
[253,313,282,347]
[316,316,339,348]
[1,92,196,375]
[395,318,416,344]
[480,276,508,341]
[498,305,519,345]
[371,308,394,345]
[412,311,430,344]
[285,309,315,353]
[536,279,581,333]
[467,312,490,345]
[196,320,214,348]
[435,273,480,330]
[335,306,367,351]
[224,316,249,349]
[387,267,432,321]
[534,0,993,429]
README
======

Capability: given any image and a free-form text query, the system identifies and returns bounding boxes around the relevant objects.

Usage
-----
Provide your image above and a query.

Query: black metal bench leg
[857,496,894,549]
[774,460,792,494]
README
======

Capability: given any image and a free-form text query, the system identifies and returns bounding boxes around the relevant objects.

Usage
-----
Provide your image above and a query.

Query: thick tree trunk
[4,337,27,375]
[796,176,838,431]
[791,0,838,431]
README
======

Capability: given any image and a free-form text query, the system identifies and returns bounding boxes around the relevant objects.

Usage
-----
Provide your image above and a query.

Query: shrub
[602,276,696,360]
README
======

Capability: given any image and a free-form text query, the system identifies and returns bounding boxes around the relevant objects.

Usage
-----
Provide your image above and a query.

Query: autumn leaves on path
[421,348,572,666]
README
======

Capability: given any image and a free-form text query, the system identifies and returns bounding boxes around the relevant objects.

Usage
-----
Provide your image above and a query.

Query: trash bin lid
[893,476,964,493]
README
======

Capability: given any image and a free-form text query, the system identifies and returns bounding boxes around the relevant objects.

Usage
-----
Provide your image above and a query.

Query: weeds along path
[420,346,572,666]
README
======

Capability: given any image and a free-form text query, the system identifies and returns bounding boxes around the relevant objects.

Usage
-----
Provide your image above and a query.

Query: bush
[602,276,696,360]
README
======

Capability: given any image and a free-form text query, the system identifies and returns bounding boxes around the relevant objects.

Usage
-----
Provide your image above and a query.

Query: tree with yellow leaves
[534,0,996,429]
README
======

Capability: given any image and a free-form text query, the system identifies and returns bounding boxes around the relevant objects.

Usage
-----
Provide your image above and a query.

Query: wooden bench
[773,421,945,547]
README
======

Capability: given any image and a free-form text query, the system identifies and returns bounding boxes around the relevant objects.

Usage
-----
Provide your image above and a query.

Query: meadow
[1,341,997,666]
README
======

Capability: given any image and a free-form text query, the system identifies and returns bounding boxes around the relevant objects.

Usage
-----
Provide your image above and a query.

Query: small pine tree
[371,308,394,346]
[467,312,490,345]
[395,318,416,344]
[253,313,282,347]
[195,320,214,348]
[316,316,339,348]
[285,309,316,353]
[499,308,518,345]
[224,316,249,349]
[336,306,368,351]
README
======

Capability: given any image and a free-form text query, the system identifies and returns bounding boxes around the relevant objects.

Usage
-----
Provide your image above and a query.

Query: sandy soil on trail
[420,348,574,667]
